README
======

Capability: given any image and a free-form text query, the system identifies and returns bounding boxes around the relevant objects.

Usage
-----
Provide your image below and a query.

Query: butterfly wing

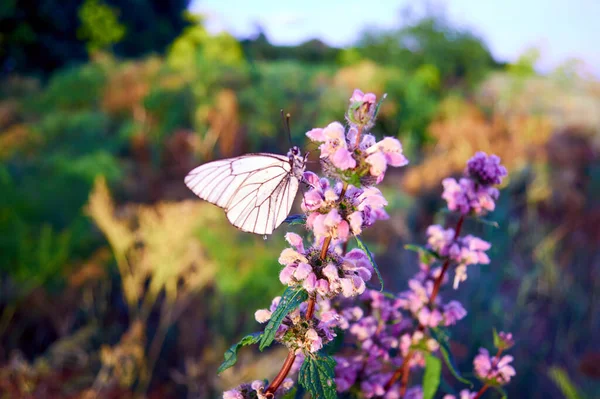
[184,154,299,235]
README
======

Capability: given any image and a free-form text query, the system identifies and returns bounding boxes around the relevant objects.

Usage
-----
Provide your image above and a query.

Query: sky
[190,0,600,77]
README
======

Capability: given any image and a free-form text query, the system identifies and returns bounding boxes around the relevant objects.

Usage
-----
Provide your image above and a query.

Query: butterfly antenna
[281,109,293,146]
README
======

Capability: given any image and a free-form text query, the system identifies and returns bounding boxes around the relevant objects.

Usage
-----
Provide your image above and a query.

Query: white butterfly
[184,146,307,235]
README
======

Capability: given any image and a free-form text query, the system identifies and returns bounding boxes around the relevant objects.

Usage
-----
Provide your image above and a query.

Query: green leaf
[492,328,501,349]
[472,216,499,229]
[422,354,442,399]
[548,367,583,399]
[217,332,262,374]
[259,287,309,350]
[298,354,337,399]
[430,328,473,386]
[373,93,388,119]
[355,235,383,291]
[404,244,440,263]
[284,214,307,225]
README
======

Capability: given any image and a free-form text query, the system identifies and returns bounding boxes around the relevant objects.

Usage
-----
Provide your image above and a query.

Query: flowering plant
[219,89,515,399]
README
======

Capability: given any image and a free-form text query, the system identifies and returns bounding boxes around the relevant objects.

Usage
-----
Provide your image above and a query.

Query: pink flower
[331,147,357,170]
[365,151,387,182]
[474,348,516,385]
[350,89,377,104]
[306,328,324,352]
[347,89,378,127]
[285,232,304,252]
[222,390,243,399]
[254,309,272,323]
[442,178,471,215]
[443,301,467,326]
[307,122,357,170]
[279,264,295,284]
[496,331,515,349]
[293,262,312,280]
[418,307,443,328]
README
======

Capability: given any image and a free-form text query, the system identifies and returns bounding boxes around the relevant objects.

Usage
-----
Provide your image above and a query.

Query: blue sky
[190,0,599,77]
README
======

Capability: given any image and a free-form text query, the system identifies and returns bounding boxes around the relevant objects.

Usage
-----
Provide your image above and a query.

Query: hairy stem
[385,214,466,395]
[264,351,297,397]
[354,126,363,148]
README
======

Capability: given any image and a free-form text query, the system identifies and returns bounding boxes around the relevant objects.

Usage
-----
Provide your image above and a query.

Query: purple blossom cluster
[334,291,407,398]
[222,91,515,399]
[396,277,467,328]
[254,297,338,355]
[306,92,408,184]
[426,225,492,288]
[442,152,507,216]
[302,172,389,238]
[473,348,516,385]
[277,232,373,298]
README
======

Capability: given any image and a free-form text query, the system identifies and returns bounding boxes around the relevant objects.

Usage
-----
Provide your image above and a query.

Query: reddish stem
[264,351,297,396]
[354,126,363,148]
[320,236,332,260]
[385,214,466,395]
[473,384,490,399]
[306,297,316,319]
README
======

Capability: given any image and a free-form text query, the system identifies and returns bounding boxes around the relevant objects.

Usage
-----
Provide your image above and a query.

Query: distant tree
[0,0,191,75]
[77,0,126,53]
[240,27,340,64]
[355,8,498,88]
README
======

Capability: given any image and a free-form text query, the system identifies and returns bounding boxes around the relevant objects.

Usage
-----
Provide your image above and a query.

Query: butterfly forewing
[184,153,302,235]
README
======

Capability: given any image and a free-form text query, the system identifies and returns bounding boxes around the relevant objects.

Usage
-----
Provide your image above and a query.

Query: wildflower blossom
[495,331,515,350]
[302,180,389,238]
[306,111,408,184]
[346,89,378,128]
[426,225,491,288]
[255,298,336,355]
[473,348,516,385]
[466,152,507,186]
[442,152,506,216]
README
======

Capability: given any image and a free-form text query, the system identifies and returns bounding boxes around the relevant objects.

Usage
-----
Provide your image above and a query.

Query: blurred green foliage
[77,0,126,53]
[0,6,599,399]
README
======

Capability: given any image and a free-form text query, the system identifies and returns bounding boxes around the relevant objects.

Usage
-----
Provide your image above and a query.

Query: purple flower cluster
[466,152,508,186]
[222,91,516,399]
[223,378,293,399]
[473,347,516,385]
[277,233,373,298]
[396,278,467,328]
[255,297,337,355]
[442,152,507,216]
[306,91,408,184]
[302,171,389,238]
[334,291,407,398]
[426,225,491,288]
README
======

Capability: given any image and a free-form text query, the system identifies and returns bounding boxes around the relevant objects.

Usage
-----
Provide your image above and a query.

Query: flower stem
[264,351,297,397]
[354,126,363,148]
[473,384,490,399]
[320,236,332,260]
[384,214,466,395]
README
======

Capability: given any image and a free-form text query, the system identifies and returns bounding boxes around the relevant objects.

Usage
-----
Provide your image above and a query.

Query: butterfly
[184,146,307,235]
